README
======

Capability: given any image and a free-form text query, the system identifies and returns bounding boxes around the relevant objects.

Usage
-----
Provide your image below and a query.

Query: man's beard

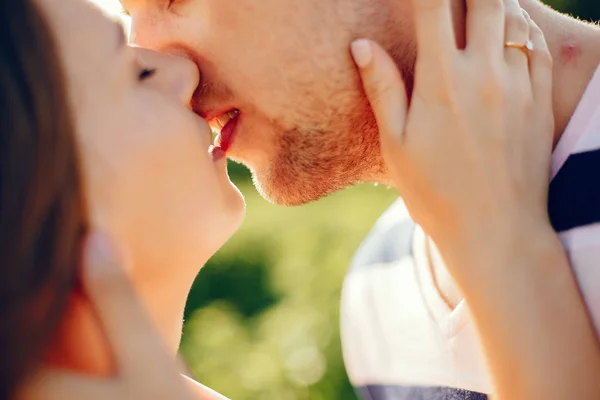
[249,112,387,206]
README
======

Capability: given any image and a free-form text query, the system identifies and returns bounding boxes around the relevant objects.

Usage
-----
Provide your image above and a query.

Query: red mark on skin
[560,43,581,65]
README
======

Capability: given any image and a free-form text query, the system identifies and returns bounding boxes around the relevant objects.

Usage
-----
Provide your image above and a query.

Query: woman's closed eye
[139,68,156,81]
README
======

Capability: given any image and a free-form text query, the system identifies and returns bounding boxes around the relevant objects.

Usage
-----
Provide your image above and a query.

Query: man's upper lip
[190,85,238,120]
[192,102,235,121]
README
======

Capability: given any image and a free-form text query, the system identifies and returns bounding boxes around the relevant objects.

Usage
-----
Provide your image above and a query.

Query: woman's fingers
[83,231,176,377]
[410,0,456,63]
[465,0,505,56]
[503,1,531,68]
[350,39,408,161]
[527,15,555,165]
[528,18,553,105]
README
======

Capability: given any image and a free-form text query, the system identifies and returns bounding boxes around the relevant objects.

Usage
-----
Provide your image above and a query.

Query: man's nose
[136,48,200,105]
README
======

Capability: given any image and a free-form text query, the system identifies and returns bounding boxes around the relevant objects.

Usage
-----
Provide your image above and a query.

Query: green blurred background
[177,2,599,399]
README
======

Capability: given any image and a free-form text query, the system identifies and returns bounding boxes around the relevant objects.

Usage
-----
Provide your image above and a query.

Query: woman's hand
[352,0,555,273]
[22,231,227,400]
[351,0,600,399]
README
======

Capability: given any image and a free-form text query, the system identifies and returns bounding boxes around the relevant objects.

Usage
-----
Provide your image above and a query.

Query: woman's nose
[135,48,200,105]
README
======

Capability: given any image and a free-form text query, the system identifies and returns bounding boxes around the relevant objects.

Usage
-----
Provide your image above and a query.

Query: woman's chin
[222,182,246,233]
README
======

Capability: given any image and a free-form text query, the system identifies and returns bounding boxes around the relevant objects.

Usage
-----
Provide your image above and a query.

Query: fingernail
[351,39,373,68]
[521,8,531,22]
[85,231,117,275]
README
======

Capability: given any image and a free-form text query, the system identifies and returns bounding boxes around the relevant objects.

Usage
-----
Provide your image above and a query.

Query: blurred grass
[179,2,598,399]
[180,162,397,400]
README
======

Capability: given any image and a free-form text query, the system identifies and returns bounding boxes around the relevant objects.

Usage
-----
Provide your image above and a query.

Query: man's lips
[214,114,240,152]
[207,109,239,134]
[194,106,236,121]
[192,103,240,152]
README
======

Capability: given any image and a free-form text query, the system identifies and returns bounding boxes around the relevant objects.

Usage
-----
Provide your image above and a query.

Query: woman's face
[37,0,245,288]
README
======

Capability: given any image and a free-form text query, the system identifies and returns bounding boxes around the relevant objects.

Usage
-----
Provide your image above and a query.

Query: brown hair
[0,0,88,398]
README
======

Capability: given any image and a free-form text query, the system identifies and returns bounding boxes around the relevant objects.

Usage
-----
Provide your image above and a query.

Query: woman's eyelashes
[139,68,156,81]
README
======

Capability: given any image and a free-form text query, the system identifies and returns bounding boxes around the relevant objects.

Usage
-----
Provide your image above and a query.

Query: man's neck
[512,0,600,143]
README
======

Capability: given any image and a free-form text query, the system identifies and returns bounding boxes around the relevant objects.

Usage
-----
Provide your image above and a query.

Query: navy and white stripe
[549,148,600,232]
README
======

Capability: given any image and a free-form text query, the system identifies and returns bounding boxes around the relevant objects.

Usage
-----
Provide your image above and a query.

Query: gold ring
[504,40,534,57]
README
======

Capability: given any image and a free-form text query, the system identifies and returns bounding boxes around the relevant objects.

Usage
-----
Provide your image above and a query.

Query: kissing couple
[3,0,600,399]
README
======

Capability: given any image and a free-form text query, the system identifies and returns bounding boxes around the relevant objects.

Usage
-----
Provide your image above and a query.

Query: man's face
[122,0,415,205]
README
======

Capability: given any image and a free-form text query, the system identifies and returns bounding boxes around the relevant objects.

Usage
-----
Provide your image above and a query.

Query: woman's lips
[208,145,226,161]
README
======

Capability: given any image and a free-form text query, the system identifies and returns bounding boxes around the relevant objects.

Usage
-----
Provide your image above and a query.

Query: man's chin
[250,169,350,207]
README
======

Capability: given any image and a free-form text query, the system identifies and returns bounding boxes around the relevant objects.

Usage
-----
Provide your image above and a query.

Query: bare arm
[350,0,600,396]
[444,224,600,399]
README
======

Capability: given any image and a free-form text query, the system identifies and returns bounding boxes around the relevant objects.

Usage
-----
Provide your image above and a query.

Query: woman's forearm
[447,229,600,400]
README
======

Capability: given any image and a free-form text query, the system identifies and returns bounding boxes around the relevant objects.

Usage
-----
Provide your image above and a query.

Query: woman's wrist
[433,215,563,289]
[451,224,600,400]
